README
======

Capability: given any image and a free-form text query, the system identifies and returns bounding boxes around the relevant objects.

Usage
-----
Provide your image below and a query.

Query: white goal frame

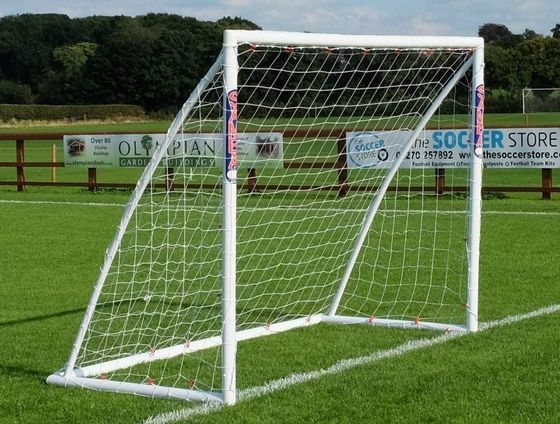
[47,30,484,406]
[522,87,560,114]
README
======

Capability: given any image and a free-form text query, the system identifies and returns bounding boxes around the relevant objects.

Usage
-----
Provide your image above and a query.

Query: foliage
[479,23,560,112]
[0,79,33,104]
[0,13,260,112]
[551,24,560,39]
[478,23,514,45]
[485,89,522,113]
[52,42,97,76]
[0,104,144,121]
[0,14,559,114]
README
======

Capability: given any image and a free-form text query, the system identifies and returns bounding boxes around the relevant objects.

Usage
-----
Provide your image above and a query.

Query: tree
[37,42,98,104]
[0,79,33,103]
[522,29,541,40]
[0,14,80,88]
[478,23,512,43]
[478,23,524,48]
[515,37,560,88]
[81,19,154,105]
[551,24,560,39]
[53,42,97,76]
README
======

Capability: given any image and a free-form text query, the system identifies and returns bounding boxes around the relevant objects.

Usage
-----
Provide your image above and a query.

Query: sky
[1,0,559,37]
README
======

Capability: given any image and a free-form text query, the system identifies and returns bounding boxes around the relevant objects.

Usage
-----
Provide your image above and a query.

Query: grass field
[0,185,559,423]
[0,114,559,423]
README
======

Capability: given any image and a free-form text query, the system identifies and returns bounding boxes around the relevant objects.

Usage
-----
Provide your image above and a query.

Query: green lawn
[0,185,559,423]
[0,113,559,423]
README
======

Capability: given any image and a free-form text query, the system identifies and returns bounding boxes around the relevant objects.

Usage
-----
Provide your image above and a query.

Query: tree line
[0,15,559,114]
[0,14,259,113]
[479,23,560,112]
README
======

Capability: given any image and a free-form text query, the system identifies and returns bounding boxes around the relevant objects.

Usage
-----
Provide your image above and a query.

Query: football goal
[47,30,485,405]
[522,87,560,114]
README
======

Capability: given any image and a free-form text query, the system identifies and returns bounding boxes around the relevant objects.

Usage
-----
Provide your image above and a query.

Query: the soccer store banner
[63,133,283,168]
[346,128,560,169]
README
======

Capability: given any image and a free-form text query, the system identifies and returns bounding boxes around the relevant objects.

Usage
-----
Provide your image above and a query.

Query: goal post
[47,30,484,405]
[522,87,560,114]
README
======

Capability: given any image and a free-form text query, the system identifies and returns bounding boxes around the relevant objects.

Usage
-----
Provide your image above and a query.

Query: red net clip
[423,48,434,57]
[249,44,257,52]
[149,347,156,357]
[284,47,294,54]
[147,377,155,385]
[184,340,191,350]
[324,47,333,56]
[414,316,421,326]
[361,48,371,56]
[264,321,271,330]
[368,315,376,325]
[99,373,108,380]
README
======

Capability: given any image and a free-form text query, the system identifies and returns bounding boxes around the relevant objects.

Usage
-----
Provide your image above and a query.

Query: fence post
[16,139,25,192]
[336,133,349,197]
[435,168,445,195]
[247,168,257,193]
[88,168,97,192]
[542,168,552,200]
[51,144,57,183]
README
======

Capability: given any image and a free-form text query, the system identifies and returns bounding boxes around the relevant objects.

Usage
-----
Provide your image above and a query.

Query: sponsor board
[64,133,283,169]
[347,128,560,169]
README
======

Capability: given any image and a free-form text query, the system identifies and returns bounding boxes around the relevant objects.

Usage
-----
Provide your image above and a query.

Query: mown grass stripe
[2,199,560,217]
[0,199,125,207]
[143,303,560,424]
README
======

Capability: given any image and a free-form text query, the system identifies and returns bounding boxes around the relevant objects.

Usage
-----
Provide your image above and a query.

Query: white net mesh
[65,38,478,400]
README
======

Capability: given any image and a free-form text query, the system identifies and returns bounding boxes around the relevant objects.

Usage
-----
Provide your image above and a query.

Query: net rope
[71,42,476,397]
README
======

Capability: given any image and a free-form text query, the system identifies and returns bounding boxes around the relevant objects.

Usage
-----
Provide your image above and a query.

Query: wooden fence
[0,132,556,199]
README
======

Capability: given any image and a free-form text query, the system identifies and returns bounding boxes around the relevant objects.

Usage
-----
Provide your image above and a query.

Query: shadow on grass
[0,364,49,380]
[0,307,85,329]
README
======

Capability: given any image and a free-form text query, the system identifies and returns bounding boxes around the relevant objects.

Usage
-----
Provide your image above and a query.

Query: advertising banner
[346,128,560,169]
[64,133,283,168]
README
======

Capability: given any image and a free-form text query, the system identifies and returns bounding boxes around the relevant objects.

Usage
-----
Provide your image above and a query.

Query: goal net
[47,31,484,404]
[522,88,560,113]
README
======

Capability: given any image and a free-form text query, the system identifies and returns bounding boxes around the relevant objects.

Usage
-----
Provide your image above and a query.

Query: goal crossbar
[228,30,483,49]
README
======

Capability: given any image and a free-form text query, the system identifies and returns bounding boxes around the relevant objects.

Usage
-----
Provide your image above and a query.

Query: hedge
[0,104,145,121]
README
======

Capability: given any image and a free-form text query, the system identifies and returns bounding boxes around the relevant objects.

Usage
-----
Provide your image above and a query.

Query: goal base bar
[54,314,460,378]
[46,373,223,403]
[52,315,325,379]
[47,314,464,403]
[323,315,467,332]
